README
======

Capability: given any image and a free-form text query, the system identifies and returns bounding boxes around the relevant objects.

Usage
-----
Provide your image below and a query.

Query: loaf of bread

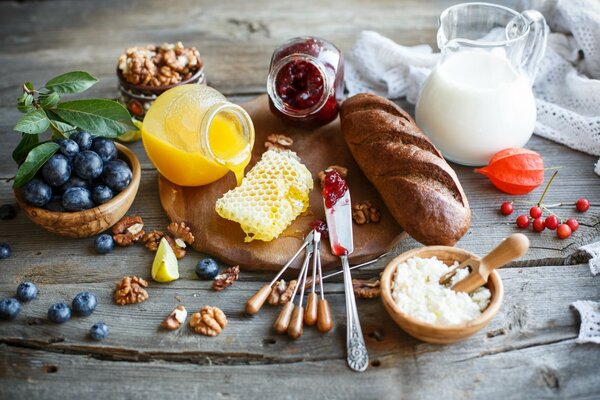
[340,93,470,246]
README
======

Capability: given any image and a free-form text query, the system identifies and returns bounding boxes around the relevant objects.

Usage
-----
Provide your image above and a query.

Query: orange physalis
[474,148,544,195]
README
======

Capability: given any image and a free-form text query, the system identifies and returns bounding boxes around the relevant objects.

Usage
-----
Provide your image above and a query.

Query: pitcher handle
[521,10,549,85]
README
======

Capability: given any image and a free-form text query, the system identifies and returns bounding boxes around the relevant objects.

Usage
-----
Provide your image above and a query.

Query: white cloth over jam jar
[267,37,344,130]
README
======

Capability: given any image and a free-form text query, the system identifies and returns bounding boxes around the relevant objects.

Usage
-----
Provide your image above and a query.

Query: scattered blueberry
[94,234,114,254]
[60,176,89,193]
[70,131,93,151]
[48,303,71,323]
[73,151,103,180]
[195,258,219,280]
[61,187,94,211]
[0,243,11,259]
[92,137,117,162]
[90,321,109,340]
[57,139,79,160]
[0,204,16,220]
[41,154,71,187]
[45,195,66,212]
[92,185,113,205]
[0,298,21,320]
[102,160,132,192]
[72,292,97,317]
[22,178,52,207]
[16,282,38,302]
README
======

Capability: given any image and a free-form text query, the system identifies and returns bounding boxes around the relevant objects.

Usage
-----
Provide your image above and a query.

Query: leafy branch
[12,71,137,188]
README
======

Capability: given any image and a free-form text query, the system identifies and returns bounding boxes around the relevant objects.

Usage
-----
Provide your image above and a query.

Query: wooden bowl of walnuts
[15,142,141,238]
[117,42,206,119]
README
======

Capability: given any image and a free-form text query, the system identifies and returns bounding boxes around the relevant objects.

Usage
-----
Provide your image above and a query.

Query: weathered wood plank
[0,265,596,364]
[1,335,598,399]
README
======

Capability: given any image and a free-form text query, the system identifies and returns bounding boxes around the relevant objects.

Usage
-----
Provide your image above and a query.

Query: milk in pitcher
[416,50,536,166]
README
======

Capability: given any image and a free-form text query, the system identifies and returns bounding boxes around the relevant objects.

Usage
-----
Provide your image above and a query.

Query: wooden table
[1,1,599,398]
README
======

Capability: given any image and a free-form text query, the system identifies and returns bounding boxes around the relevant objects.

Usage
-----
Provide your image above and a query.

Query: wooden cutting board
[158,94,406,271]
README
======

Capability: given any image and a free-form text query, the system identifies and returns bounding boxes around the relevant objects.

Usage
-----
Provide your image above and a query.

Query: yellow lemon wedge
[151,238,179,282]
[118,119,143,142]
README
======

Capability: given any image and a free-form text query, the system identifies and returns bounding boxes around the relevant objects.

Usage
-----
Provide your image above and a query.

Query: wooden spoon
[439,233,529,293]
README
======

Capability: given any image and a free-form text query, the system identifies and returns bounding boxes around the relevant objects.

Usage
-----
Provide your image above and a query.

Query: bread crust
[340,93,470,246]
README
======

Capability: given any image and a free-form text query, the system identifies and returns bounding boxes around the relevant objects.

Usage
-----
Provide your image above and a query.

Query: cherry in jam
[309,218,329,240]
[276,60,324,110]
[322,170,348,209]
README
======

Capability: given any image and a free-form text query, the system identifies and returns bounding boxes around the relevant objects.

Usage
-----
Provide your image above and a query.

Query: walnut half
[265,133,294,151]
[352,201,381,225]
[212,265,240,291]
[189,306,228,336]
[114,276,149,305]
[113,216,145,247]
[161,305,188,331]
[267,279,297,305]
[352,278,381,299]
[318,165,348,186]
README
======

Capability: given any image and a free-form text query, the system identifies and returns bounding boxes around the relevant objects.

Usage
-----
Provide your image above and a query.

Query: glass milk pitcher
[416,2,548,166]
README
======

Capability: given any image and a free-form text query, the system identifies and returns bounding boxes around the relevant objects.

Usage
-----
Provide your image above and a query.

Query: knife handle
[341,255,369,372]
[304,292,318,326]
[273,302,294,334]
[245,284,272,315]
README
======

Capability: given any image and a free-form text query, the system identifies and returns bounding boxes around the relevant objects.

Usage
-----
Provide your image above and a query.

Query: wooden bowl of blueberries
[14,131,141,238]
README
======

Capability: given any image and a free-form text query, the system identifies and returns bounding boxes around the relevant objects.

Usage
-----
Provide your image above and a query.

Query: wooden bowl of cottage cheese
[380,246,503,344]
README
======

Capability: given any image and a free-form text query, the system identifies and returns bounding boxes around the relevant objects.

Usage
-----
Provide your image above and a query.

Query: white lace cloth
[344,0,600,343]
[344,0,600,171]
[571,301,600,344]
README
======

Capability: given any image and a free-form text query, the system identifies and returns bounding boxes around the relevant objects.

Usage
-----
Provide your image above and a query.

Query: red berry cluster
[501,198,589,239]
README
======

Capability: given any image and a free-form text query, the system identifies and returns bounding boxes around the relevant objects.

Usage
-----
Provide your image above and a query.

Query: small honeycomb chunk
[215,150,313,242]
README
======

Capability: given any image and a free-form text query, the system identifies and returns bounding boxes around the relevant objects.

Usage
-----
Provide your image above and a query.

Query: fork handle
[481,233,530,274]
[341,255,369,372]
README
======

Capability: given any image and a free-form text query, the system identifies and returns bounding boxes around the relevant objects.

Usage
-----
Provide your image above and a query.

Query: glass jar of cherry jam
[267,37,344,130]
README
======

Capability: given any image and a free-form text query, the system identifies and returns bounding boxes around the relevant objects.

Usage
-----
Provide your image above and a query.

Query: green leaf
[12,133,40,164]
[38,91,60,108]
[44,71,98,94]
[24,82,35,92]
[14,109,50,134]
[17,93,35,114]
[53,99,135,138]
[13,142,59,188]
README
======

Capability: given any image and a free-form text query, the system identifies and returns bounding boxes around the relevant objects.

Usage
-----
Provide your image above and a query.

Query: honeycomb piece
[215,150,313,242]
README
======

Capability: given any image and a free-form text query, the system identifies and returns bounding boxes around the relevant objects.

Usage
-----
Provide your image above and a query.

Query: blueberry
[22,178,52,207]
[62,187,94,211]
[92,137,117,162]
[102,160,132,192]
[0,298,21,320]
[94,234,114,254]
[71,131,93,151]
[48,303,71,323]
[195,258,219,280]
[92,185,113,205]
[90,321,109,340]
[72,291,97,316]
[57,139,79,159]
[59,176,90,193]
[16,282,38,302]
[41,154,71,187]
[0,204,16,220]
[73,151,103,180]
[45,195,66,212]
[0,243,11,259]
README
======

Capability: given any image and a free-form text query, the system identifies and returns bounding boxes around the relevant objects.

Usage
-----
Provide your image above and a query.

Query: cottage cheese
[391,256,491,325]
